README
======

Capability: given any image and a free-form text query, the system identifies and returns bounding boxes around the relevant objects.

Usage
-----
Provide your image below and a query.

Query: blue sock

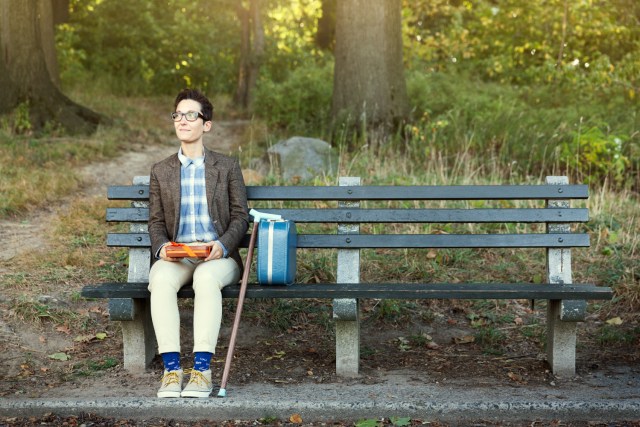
[193,352,213,372]
[161,352,181,372]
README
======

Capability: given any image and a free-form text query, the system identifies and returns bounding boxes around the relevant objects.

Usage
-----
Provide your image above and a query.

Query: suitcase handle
[249,208,282,222]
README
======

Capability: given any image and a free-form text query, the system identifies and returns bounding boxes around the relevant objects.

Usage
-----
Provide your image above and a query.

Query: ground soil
[0,118,638,427]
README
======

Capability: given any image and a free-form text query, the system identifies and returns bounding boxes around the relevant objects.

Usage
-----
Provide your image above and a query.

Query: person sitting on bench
[148,88,249,398]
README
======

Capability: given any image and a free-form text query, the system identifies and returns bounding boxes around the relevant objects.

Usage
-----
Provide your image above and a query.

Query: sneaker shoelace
[187,370,211,388]
[160,371,181,387]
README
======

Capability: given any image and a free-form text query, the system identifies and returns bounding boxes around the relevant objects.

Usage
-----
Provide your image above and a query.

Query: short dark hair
[174,88,213,122]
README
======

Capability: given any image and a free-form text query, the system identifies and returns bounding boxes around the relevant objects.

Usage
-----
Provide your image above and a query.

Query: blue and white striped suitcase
[257,219,297,285]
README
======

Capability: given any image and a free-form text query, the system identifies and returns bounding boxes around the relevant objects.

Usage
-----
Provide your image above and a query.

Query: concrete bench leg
[546,300,577,377]
[119,299,156,371]
[334,299,359,377]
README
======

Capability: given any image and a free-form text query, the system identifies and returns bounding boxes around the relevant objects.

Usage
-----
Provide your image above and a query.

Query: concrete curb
[2,397,640,423]
[2,367,639,423]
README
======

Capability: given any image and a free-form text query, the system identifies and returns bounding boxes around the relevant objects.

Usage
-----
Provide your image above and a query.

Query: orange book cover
[165,244,211,259]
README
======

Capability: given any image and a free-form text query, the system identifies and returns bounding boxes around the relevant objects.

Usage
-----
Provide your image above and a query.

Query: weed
[596,325,640,346]
[361,346,377,357]
[474,326,507,355]
[74,357,119,377]
[258,416,279,425]
[11,297,76,325]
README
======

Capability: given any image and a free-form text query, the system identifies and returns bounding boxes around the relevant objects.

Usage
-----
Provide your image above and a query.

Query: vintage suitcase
[256,219,297,285]
[165,243,211,259]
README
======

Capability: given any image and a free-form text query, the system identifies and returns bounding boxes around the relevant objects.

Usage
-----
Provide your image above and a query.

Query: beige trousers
[148,258,240,355]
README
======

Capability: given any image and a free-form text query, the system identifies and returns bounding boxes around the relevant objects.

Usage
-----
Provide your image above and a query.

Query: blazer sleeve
[148,165,170,257]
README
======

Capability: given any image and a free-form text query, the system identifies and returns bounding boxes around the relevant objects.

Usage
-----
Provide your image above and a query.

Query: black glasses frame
[171,111,206,122]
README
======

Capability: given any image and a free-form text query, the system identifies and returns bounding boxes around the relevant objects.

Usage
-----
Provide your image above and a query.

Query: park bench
[81,175,613,378]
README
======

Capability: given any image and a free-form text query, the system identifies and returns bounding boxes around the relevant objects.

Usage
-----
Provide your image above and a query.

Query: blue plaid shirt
[174,149,227,257]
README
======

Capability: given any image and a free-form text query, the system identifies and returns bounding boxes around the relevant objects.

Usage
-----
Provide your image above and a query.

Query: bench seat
[82,281,612,301]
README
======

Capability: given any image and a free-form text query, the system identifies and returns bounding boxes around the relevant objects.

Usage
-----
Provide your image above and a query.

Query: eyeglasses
[171,111,205,122]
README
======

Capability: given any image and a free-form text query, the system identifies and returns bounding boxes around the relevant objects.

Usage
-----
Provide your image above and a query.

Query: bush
[404,70,639,188]
[253,61,333,135]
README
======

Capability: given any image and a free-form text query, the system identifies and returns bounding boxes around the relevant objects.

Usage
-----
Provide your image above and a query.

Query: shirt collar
[178,147,205,167]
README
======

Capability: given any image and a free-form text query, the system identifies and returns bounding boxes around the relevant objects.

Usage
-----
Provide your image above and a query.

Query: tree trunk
[316,0,336,51]
[234,0,264,110]
[332,0,409,134]
[0,0,102,135]
[39,0,59,87]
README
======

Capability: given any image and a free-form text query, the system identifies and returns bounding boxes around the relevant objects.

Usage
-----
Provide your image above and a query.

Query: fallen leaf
[514,317,524,325]
[507,371,524,382]
[74,335,95,343]
[40,367,49,373]
[453,335,475,344]
[426,249,437,259]
[95,332,108,340]
[426,341,440,350]
[56,324,71,335]
[39,335,46,343]
[48,352,70,361]
[289,413,303,424]
[390,417,411,427]
[606,317,623,325]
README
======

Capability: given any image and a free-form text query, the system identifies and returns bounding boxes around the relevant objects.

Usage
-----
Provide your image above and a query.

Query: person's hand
[159,244,180,262]
[205,241,223,261]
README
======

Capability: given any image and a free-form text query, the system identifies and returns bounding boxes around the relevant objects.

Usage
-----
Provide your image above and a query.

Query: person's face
[173,99,211,144]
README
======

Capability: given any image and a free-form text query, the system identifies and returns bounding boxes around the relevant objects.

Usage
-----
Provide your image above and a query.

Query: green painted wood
[81,282,612,300]
[108,183,589,202]
[106,207,589,224]
[107,232,589,249]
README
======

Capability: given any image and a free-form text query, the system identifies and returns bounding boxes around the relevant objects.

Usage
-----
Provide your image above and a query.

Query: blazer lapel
[167,154,182,237]
[205,149,220,226]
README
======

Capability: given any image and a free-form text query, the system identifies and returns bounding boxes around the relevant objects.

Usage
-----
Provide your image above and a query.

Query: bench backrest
[107,176,588,251]
[105,176,588,287]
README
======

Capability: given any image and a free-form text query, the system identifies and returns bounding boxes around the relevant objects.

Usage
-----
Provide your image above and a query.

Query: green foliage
[261,0,326,83]
[355,419,382,427]
[1,102,33,136]
[404,0,640,90]
[253,61,333,134]
[60,0,239,95]
[559,126,629,186]
[404,70,638,187]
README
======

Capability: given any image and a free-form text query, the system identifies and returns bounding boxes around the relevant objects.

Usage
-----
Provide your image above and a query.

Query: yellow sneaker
[157,369,183,398]
[180,369,213,398]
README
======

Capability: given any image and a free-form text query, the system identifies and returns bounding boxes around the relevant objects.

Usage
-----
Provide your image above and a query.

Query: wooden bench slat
[246,185,589,200]
[108,184,589,201]
[108,185,149,200]
[81,282,613,300]
[107,232,589,249]
[106,207,589,224]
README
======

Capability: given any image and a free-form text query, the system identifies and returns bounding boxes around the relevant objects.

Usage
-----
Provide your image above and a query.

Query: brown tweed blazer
[148,147,249,270]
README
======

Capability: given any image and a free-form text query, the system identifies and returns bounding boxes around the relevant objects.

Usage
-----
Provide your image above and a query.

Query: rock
[267,137,338,182]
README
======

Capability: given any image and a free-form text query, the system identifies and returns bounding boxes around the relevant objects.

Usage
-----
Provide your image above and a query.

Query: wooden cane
[217,221,259,397]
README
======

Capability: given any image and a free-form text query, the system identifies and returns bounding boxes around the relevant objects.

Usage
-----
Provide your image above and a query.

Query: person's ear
[203,120,212,132]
